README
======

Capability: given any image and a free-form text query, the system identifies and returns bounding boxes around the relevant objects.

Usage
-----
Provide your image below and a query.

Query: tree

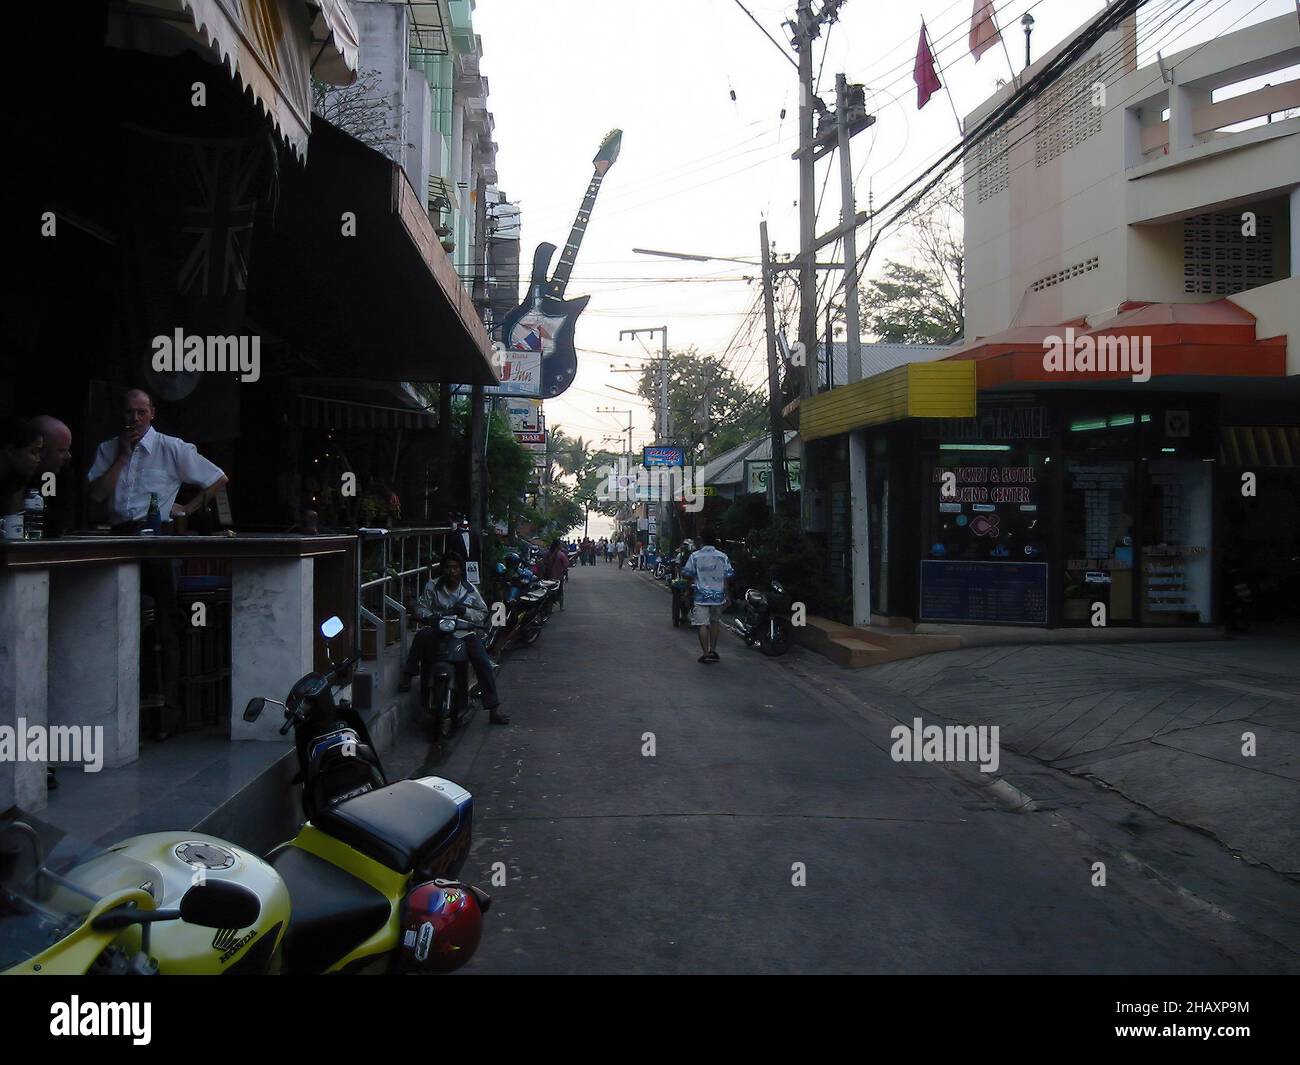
[312,70,402,159]
[864,261,964,345]
[636,348,767,462]
[835,177,965,347]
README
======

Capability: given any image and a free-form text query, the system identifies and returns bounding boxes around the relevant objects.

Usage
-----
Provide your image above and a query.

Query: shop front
[801,298,1290,634]
[904,392,1219,628]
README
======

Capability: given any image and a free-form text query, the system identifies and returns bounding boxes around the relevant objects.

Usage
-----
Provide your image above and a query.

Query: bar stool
[140,596,168,739]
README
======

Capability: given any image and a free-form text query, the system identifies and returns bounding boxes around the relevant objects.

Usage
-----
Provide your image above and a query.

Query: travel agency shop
[797,298,1292,631]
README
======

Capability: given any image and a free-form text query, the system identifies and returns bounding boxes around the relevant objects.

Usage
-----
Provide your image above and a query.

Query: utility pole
[620,326,672,551]
[759,220,787,510]
[795,0,818,403]
[837,73,872,625]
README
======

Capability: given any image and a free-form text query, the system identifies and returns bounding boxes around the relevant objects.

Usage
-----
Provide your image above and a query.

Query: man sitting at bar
[87,388,228,530]
[32,415,73,538]
[397,550,508,726]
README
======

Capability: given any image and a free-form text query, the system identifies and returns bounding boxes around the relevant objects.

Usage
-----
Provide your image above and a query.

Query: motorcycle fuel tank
[108,832,291,974]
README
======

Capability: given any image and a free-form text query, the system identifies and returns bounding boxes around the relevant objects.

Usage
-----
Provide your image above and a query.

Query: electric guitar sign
[499,129,622,399]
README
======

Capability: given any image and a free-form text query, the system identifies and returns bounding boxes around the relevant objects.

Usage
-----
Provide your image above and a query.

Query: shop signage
[745,459,802,494]
[925,405,1050,442]
[931,466,1038,504]
[506,399,542,432]
[644,445,686,467]
[920,560,1049,625]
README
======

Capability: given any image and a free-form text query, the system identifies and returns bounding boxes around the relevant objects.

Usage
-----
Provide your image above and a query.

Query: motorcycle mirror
[179,880,261,930]
[321,616,344,640]
[243,697,266,722]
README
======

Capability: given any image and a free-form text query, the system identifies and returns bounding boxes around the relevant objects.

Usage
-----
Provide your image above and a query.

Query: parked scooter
[1,616,491,975]
[484,563,547,656]
[731,578,794,656]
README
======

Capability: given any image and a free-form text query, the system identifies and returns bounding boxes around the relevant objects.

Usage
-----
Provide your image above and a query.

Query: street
[389,562,1298,975]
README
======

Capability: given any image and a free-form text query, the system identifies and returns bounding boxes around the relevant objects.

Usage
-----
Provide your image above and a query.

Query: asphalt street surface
[387,561,1287,974]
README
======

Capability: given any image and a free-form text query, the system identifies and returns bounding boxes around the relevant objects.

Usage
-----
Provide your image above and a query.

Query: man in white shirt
[87,388,227,718]
[87,388,228,528]
[682,531,735,664]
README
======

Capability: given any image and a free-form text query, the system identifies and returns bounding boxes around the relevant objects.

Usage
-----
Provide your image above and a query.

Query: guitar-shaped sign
[498,129,622,399]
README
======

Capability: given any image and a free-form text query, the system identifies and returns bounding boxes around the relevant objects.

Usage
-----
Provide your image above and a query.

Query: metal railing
[356,525,464,662]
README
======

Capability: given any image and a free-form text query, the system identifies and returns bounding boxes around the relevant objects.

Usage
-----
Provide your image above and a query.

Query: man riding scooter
[398,550,510,726]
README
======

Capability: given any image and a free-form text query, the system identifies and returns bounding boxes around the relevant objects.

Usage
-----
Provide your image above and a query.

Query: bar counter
[0,532,359,816]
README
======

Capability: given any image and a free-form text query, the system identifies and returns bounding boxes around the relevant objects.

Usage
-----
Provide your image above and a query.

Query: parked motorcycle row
[1,617,490,976]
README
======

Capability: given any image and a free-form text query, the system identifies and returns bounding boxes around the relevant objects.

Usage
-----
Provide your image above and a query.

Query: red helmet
[398,880,486,973]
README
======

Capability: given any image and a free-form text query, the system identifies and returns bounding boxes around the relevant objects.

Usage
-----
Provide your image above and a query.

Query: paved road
[391,561,1294,974]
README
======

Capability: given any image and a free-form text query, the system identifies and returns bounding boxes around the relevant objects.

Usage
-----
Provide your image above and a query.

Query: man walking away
[682,530,734,663]
[616,537,627,569]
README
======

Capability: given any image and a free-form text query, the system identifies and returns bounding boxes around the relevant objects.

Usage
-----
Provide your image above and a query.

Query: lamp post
[1021,13,1035,70]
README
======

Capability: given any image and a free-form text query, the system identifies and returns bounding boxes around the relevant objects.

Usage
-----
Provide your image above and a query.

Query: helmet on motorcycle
[397,879,484,973]
[503,552,521,568]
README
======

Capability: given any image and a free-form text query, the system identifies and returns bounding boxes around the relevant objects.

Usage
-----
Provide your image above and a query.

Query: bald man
[33,415,73,538]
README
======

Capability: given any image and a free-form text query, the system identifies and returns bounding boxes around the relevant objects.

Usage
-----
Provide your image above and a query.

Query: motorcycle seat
[519,590,547,604]
[314,779,462,874]
[267,845,390,975]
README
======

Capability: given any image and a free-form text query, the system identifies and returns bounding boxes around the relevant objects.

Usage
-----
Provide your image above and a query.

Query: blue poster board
[920,560,1049,625]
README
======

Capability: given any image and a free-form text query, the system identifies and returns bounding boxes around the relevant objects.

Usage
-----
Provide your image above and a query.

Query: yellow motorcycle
[2,616,490,976]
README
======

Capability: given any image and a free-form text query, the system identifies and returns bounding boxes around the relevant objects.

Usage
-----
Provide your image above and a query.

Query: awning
[800,361,977,442]
[170,0,359,160]
[297,380,438,430]
[1220,426,1300,466]
[945,299,1287,390]
[248,118,498,385]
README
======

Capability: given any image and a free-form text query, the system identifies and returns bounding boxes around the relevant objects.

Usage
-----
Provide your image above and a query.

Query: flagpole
[996,13,1021,90]
[927,22,965,138]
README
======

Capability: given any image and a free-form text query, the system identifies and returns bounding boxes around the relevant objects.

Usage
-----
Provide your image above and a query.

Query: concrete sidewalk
[829,627,1300,879]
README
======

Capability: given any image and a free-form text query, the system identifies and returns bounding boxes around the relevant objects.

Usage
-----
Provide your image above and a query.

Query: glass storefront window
[1141,460,1213,624]
[1063,461,1134,623]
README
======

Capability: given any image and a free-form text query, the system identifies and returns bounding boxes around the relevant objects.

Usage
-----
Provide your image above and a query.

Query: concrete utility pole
[619,326,672,550]
[759,220,788,510]
[795,0,818,404]
[837,73,871,626]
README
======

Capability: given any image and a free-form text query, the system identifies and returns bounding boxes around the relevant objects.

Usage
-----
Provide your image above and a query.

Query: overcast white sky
[473,0,1293,486]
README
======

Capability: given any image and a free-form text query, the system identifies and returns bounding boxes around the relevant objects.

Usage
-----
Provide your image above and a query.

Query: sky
[472,0,1295,535]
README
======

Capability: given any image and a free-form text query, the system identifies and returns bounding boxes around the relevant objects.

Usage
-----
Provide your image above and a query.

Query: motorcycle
[484,565,547,657]
[731,578,794,657]
[415,612,487,739]
[1,616,491,975]
[670,576,693,627]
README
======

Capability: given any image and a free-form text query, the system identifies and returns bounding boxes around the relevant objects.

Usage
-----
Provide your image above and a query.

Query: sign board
[505,399,542,433]
[920,560,1048,625]
[643,445,686,468]
[466,561,480,585]
[516,431,546,446]
[745,459,801,495]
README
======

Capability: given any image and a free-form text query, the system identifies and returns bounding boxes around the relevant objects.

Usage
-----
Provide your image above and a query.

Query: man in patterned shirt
[681,530,734,664]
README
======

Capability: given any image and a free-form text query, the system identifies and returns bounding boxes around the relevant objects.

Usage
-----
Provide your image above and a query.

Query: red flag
[969,0,1001,62]
[914,21,942,110]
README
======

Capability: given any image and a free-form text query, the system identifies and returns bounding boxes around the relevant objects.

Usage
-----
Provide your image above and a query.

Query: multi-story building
[798,9,1299,643]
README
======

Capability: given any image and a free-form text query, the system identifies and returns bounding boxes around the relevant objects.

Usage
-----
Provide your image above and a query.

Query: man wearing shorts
[681,531,734,664]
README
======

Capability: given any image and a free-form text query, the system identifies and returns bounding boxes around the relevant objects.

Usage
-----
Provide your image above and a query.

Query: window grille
[1183,211,1276,295]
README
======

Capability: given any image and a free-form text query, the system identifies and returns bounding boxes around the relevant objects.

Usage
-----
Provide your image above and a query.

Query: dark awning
[248,117,498,386]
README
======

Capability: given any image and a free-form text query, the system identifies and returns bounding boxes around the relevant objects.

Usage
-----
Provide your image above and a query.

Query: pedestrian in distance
[616,538,627,569]
[681,529,734,664]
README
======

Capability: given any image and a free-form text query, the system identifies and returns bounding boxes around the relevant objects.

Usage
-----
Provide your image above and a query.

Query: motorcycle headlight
[438,618,457,634]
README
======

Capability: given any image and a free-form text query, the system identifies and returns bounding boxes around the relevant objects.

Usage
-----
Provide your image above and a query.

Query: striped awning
[168,0,359,161]
[1220,426,1300,466]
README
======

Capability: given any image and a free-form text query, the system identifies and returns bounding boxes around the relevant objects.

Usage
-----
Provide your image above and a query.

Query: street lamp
[1021,13,1035,70]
